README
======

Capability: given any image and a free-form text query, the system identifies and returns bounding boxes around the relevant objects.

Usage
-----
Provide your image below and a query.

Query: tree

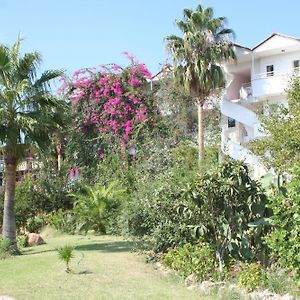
[189,159,269,273]
[0,38,64,251]
[60,53,157,161]
[249,75,300,174]
[165,4,235,161]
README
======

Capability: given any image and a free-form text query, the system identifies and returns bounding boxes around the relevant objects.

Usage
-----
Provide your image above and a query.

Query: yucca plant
[57,245,74,273]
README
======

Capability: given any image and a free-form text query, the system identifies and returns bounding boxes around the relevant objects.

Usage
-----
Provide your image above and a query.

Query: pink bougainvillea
[60,54,156,157]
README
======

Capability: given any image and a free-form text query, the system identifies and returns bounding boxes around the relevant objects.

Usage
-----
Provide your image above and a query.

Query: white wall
[251,51,300,97]
[253,50,300,76]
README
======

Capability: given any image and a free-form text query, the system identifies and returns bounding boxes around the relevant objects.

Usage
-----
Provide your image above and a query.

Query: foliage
[26,215,45,233]
[264,267,296,295]
[249,75,300,173]
[0,37,66,248]
[265,166,300,274]
[71,182,126,234]
[154,74,196,134]
[17,235,28,248]
[188,159,270,272]
[165,4,235,99]
[238,263,266,292]
[57,244,74,273]
[0,38,65,157]
[11,165,75,233]
[61,53,157,157]
[0,238,11,259]
[14,177,38,231]
[162,241,215,281]
[34,166,74,212]
[46,209,77,234]
[165,3,235,159]
[123,165,201,252]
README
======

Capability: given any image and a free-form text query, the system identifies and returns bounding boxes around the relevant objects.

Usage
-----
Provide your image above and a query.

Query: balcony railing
[250,68,300,98]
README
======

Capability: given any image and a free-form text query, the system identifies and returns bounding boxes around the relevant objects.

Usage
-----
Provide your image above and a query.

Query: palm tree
[166,4,235,161]
[0,38,65,251]
[71,182,125,234]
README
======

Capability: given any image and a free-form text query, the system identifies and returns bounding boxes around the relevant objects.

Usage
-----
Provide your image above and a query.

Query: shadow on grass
[22,248,57,256]
[75,241,134,253]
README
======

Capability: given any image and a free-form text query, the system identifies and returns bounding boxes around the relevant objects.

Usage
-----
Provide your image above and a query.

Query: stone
[198,280,225,294]
[184,274,198,286]
[282,294,294,300]
[26,233,45,246]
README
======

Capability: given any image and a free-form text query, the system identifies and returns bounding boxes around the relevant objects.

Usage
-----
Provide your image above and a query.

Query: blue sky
[1,0,300,77]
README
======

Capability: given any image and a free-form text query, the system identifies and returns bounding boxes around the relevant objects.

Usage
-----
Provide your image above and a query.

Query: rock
[187,285,198,290]
[26,233,45,246]
[282,294,294,300]
[198,280,225,294]
[228,283,237,290]
[248,289,282,300]
[184,274,198,286]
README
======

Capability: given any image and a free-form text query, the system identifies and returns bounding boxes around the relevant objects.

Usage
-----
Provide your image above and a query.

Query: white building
[220,33,300,177]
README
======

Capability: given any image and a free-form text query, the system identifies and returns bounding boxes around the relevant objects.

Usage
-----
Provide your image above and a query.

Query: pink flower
[129,78,141,87]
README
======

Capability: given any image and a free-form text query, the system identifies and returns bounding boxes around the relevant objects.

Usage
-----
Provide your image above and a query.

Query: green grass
[0,230,217,300]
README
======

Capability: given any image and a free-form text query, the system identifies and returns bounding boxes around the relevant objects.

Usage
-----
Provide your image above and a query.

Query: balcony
[251,70,296,98]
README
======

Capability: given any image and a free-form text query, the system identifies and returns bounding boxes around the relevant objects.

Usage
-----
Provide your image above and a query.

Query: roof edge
[252,32,300,51]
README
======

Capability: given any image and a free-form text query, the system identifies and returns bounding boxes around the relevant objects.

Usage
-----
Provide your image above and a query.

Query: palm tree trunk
[2,154,18,252]
[197,101,205,162]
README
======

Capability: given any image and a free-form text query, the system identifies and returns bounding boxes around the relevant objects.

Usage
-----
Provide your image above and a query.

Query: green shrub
[46,209,77,234]
[265,166,300,274]
[71,182,126,234]
[189,158,270,271]
[238,263,266,291]
[162,241,215,281]
[26,214,45,233]
[264,267,295,295]
[0,238,11,259]
[124,171,201,252]
[17,235,28,248]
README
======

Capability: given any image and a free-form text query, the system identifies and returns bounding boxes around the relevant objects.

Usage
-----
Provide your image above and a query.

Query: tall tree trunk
[197,101,205,161]
[2,154,18,252]
[57,142,63,171]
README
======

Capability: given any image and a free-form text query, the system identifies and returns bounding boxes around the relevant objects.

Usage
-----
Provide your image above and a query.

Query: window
[266,65,274,77]
[293,60,299,69]
[228,117,236,128]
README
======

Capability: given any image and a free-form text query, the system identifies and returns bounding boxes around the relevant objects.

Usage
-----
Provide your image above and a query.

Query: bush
[264,267,296,295]
[0,238,11,259]
[238,263,266,291]
[23,213,46,233]
[71,182,126,234]
[265,166,300,274]
[46,209,77,234]
[17,235,28,248]
[188,158,270,271]
[124,171,201,252]
[162,241,215,281]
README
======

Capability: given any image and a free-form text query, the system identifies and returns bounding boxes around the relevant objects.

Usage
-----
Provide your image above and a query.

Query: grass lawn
[0,230,215,300]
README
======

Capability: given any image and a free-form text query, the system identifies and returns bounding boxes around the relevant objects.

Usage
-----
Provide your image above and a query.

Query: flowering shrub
[60,53,156,157]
